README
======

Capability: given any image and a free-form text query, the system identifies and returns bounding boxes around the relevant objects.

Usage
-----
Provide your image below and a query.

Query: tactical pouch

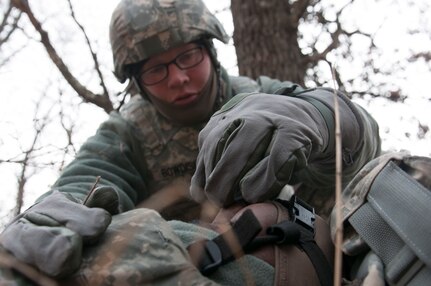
[334,152,431,285]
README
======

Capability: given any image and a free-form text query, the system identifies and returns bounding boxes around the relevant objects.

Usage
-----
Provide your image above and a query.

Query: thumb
[83,185,121,215]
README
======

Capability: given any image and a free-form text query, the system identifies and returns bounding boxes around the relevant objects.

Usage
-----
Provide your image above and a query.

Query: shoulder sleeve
[256,75,304,94]
[44,110,148,211]
[229,75,261,94]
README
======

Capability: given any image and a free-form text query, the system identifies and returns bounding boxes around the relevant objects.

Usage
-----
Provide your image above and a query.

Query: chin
[173,111,211,126]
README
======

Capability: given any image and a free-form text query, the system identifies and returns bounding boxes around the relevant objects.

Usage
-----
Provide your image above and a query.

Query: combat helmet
[110,0,229,83]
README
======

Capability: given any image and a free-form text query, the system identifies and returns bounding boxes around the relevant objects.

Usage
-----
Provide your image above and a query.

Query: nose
[167,63,189,88]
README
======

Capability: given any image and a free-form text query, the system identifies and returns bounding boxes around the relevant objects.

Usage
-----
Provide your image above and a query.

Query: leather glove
[190,92,333,207]
[0,186,119,277]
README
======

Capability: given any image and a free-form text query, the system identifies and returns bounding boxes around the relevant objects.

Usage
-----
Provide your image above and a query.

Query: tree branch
[10,0,114,113]
[66,0,110,98]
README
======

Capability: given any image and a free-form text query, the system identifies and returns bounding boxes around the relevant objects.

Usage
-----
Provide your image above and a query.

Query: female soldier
[0,0,381,283]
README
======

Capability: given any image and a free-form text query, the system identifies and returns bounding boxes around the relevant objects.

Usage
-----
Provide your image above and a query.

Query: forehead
[143,42,201,66]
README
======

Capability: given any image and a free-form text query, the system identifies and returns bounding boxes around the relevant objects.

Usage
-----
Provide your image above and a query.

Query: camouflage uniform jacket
[46,67,380,221]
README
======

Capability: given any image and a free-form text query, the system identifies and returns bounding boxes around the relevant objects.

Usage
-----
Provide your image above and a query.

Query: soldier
[0,0,382,283]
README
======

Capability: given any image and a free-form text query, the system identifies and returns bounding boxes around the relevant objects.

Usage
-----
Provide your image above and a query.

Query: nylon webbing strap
[299,231,333,286]
[349,161,431,285]
[263,221,333,286]
[187,209,262,275]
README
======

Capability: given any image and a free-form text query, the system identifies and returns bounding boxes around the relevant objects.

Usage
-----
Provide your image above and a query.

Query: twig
[10,0,114,113]
[330,61,343,286]
[66,0,110,98]
[82,176,101,205]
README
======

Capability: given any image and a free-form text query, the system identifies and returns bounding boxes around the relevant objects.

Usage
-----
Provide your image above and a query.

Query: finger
[190,120,244,204]
[213,118,244,165]
[204,120,275,206]
[190,151,207,203]
[190,117,238,203]
[239,129,312,202]
[59,204,112,242]
[0,218,82,277]
[25,191,112,241]
[84,185,120,215]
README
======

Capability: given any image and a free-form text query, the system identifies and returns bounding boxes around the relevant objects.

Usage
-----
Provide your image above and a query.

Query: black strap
[276,197,333,286]
[297,227,334,286]
[246,220,333,286]
[187,209,262,275]
[188,197,333,286]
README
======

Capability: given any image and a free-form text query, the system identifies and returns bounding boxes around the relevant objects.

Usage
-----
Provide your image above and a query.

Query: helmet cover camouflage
[110,0,229,83]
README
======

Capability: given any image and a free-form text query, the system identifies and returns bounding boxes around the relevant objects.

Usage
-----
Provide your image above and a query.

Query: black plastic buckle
[290,196,316,235]
[200,240,223,275]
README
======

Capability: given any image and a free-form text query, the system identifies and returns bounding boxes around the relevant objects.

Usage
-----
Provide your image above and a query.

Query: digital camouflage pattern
[0,208,275,286]
[110,0,229,82]
[120,95,203,186]
[57,209,218,286]
[119,94,205,220]
[0,209,217,286]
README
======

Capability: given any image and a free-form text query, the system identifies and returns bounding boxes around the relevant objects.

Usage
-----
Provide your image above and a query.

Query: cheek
[144,83,164,100]
[190,56,212,90]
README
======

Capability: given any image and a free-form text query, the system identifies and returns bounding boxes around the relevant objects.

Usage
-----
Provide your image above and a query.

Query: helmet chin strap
[132,76,146,98]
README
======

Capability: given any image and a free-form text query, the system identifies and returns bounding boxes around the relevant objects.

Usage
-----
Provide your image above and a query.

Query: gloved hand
[0,186,119,277]
[190,92,332,207]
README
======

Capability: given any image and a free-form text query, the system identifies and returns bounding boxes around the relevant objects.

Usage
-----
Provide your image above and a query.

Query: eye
[177,48,202,67]
[143,65,165,76]
[140,64,167,85]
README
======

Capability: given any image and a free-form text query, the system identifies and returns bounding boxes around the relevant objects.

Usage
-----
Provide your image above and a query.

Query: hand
[0,187,119,277]
[190,92,331,207]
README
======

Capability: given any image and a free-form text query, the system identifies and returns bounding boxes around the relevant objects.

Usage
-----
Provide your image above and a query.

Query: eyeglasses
[139,46,205,86]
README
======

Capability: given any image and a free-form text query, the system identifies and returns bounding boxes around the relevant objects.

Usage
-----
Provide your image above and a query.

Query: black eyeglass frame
[138,46,205,86]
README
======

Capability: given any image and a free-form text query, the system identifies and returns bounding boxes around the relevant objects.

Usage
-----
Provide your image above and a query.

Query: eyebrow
[142,45,200,69]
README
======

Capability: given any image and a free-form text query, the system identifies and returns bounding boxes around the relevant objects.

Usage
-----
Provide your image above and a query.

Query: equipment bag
[331,152,431,285]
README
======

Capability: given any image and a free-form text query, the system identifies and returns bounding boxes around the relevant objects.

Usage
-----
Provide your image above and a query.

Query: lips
[174,93,199,106]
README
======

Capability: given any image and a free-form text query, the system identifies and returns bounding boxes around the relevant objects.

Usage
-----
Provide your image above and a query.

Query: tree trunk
[231,0,307,86]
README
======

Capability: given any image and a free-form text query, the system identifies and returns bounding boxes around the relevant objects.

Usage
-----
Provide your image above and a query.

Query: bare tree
[12,95,52,216]
[10,0,114,113]
[231,0,431,97]
[0,87,81,219]
[0,0,24,67]
[230,0,430,140]
[231,0,311,86]
[0,0,120,224]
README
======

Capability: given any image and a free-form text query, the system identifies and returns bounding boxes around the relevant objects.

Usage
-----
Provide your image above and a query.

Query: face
[138,43,217,125]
